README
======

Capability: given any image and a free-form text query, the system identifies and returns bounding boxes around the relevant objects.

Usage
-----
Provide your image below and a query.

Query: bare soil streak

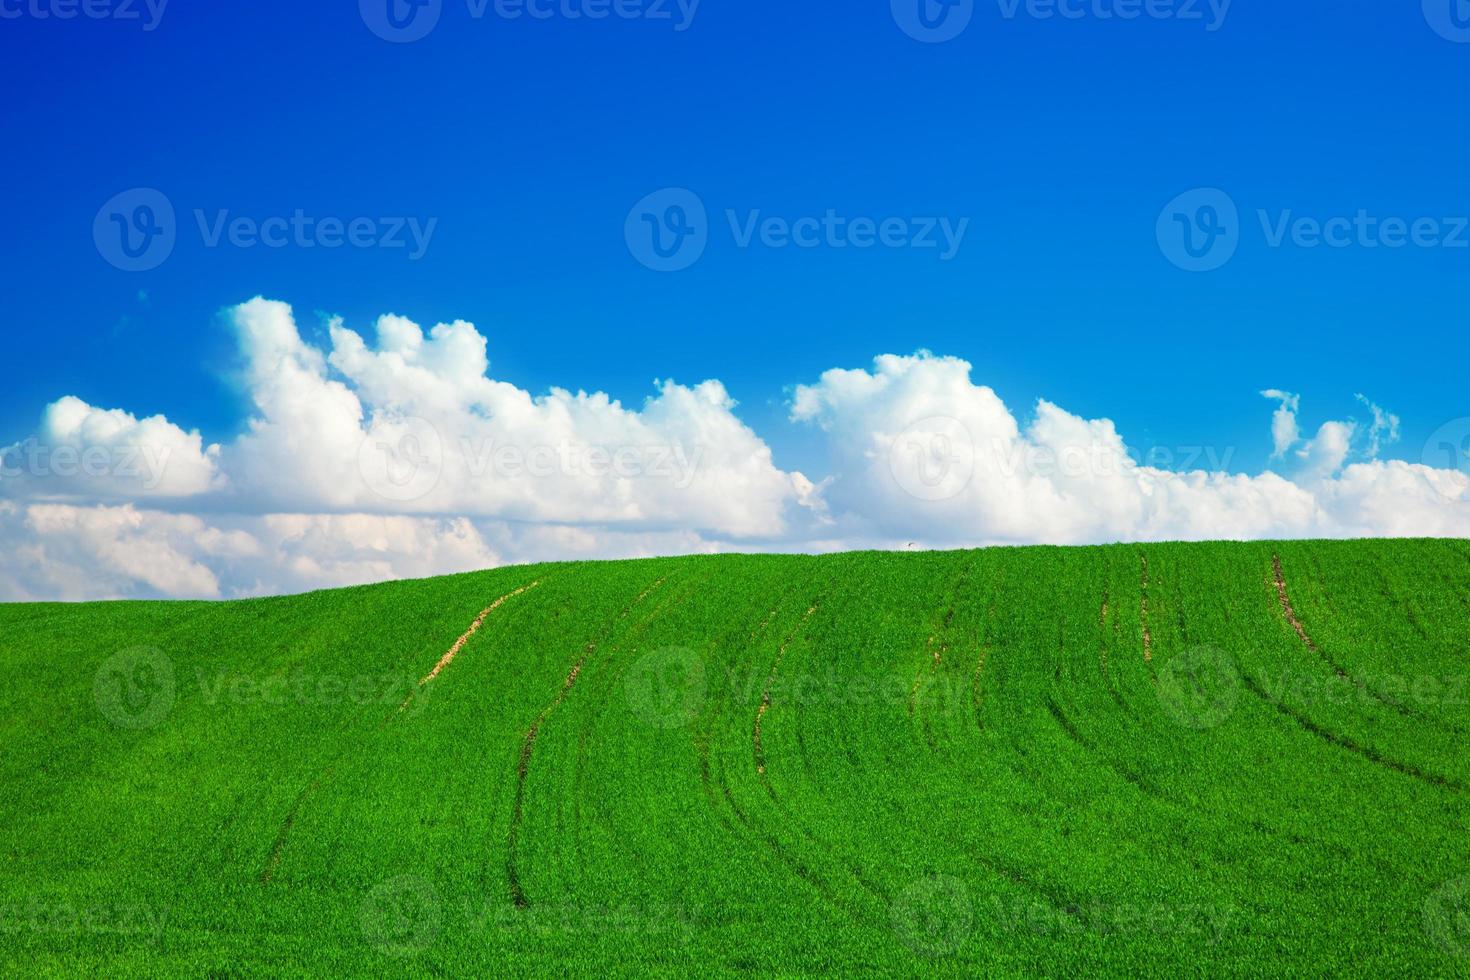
[1272,555,1333,665]
[420,581,543,686]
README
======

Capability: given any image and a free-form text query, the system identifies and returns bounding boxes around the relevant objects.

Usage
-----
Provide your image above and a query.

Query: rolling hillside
[3,540,1470,976]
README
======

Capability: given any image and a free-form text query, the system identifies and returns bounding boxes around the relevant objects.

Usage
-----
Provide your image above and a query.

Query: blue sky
[3,0,1465,476]
[3,1,1470,600]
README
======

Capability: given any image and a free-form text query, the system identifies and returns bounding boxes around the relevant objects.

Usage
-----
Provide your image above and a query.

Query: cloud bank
[1,297,1466,600]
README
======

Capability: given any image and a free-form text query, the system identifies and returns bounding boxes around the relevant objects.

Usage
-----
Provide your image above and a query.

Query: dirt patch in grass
[420,581,543,687]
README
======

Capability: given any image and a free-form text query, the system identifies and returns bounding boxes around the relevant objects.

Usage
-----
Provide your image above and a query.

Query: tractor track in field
[1272,556,1339,671]
[1270,555,1464,733]
[568,571,719,882]
[1044,697,1164,800]
[971,569,1006,730]
[694,582,890,924]
[507,645,594,907]
[758,593,893,906]
[753,604,819,776]
[567,570,711,852]
[263,579,542,884]
[907,606,954,718]
[1140,555,1153,664]
[908,556,983,726]
[1241,672,1467,794]
[1044,689,1370,871]
[1097,584,1133,715]
[507,574,668,908]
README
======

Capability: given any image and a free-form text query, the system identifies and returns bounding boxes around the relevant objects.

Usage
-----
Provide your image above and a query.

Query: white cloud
[1355,393,1401,458]
[1,301,1466,601]
[1294,419,1357,483]
[1260,389,1301,458]
[790,352,1469,546]
[0,503,226,601]
[225,298,804,536]
[0,396,220,500]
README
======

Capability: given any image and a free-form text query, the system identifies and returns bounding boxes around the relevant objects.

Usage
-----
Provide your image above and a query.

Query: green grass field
[3,540,1470,976]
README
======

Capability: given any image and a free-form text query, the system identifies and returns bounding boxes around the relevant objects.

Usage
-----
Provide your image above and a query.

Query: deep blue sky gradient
[2,0,1466,478]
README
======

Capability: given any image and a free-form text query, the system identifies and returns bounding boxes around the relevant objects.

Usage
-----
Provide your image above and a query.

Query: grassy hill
[3,540,1470,976]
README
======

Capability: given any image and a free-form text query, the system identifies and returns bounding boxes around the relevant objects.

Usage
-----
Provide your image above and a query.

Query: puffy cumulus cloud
[226,298,803,537]
[226,298,376,511]
[0,396,221,500]
[790,352,1470,546]
[0,503,230,601]
[1294,419,1357,484]
[2,301,1467,602]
